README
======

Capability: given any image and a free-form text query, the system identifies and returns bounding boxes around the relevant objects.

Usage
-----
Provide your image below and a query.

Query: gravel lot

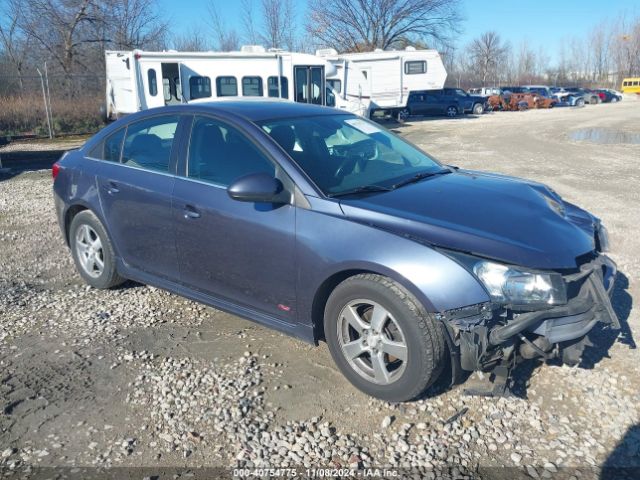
[1,100,639,479]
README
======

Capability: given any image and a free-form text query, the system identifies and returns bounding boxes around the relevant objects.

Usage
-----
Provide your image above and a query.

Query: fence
[0,68,106,138]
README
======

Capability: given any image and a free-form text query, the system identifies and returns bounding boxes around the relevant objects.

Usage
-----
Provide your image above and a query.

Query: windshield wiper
[328,185,392,198]
[391,169,452,189]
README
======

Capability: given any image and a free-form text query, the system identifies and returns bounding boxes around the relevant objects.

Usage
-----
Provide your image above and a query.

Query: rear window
[121,115,180,173]
[405,61,426,74]
[88,128,125,162]
[190,76,212,99]
[216,76,238,97]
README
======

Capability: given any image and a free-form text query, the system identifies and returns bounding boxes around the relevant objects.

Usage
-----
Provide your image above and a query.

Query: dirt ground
[1,99,639,479]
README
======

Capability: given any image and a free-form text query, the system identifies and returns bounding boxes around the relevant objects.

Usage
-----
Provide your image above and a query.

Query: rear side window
[88,128,125,162]
[189,76,211,99]
[121,115,180,173]
[405,61,426,74]
[216,76,238,97]
[187,115,275,186]
[148,69,158,96]
[242,76,263,96]
[267,76,288,98]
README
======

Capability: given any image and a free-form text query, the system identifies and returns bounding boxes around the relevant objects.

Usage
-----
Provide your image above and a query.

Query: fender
[295,202,490,331]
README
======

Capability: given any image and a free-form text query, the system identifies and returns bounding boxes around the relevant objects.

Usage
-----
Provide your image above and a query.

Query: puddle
[568,128,640,145]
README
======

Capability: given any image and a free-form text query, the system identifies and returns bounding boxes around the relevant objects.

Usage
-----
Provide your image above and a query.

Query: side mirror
[227,172,287,203]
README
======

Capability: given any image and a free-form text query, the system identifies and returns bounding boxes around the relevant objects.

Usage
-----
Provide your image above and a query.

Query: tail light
[52,162,61,179]
[598,92,605,99]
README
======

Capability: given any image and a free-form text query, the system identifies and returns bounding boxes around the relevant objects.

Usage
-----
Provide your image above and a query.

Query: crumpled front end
[440,254,619,374]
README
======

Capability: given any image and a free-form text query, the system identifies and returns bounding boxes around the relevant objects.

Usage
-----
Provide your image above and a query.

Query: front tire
[69,210,124,289]
[324,274,446,402]
[472,103,484,115]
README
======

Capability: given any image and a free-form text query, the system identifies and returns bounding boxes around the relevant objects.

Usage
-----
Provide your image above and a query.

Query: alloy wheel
[337,299,408,385]
[75,224,104,278]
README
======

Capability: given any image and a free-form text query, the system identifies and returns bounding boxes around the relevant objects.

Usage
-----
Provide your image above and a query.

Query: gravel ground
[1,100,639,479]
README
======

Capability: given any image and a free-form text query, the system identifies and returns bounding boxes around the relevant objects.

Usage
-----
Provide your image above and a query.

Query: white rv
[104,46,335,120]
[318,47,448,120]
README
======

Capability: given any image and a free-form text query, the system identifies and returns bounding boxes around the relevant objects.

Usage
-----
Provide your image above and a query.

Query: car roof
[184,99,347,122]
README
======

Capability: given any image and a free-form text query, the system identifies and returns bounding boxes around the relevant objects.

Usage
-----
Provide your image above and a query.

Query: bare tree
[0,0,30,89]
[105,0,168,50]
[306,0,462,52]
[260,0,296,50]
[241,0,260,45]
[207,1,240,51]
[172,28,209,51]
[467,31,508,87]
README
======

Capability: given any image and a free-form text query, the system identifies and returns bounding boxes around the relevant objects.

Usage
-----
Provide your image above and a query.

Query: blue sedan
[52,101,619,401]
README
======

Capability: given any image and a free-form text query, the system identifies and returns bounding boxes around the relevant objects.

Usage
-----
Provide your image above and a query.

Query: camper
[318,47,448,120]
[104,46,333,120]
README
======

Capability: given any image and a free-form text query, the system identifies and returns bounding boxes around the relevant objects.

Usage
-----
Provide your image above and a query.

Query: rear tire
[324,274,446,402]
[446,106,458,117]
[69,210,125,289]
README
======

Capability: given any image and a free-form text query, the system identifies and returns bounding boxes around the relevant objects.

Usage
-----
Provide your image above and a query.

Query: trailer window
[267,76,289,98]
[327,79,341,94]
[148,69,158,96]
[190,76,212,99]
[216,76,238,97]
[242,76,263,96]
[405,61,426,75]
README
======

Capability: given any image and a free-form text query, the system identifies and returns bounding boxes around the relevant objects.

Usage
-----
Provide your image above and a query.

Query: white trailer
[104,46,333,120]
[318,47,448,120]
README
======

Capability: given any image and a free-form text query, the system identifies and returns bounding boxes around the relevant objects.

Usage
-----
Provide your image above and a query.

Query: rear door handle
[105,181,119,194]
[183,205,201,219]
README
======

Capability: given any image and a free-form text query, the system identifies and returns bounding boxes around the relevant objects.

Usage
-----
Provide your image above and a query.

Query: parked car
[563,87,601,105]
[549,87,585,107]
[404,91,462,117]
[441,88,488,114]
[594,89,622,103]
[53,101,619,402]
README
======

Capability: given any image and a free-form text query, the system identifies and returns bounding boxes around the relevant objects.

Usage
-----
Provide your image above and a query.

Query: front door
[294,66,325,105]
[173,115,297,319]
[96,114,182,280]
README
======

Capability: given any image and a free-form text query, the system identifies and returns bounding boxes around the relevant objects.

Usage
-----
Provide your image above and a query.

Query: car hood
[339,170,597,270]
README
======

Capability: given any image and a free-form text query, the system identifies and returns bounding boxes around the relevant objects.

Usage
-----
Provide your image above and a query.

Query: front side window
[260,114,443,196]
[242,76,263,96]
[190,76,212,99]
[405,61,426,74]
[187,115,275,186]
[148,69,158,96]
[88,128,125,162]
[216,76,238,97]
[267,76,288,98]
[121,115,179,172]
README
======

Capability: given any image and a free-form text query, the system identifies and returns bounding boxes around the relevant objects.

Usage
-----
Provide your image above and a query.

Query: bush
[0,94,104,137]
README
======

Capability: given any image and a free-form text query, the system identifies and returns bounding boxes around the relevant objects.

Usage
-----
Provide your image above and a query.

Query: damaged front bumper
[440,255,619,372]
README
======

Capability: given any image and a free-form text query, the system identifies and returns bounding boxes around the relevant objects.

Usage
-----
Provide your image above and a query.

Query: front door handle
[105,181,119,195]
[183,205,201,219]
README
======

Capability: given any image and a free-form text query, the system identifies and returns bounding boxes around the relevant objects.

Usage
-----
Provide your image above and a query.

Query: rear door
[105,52,137,116]
[96,114,185,280]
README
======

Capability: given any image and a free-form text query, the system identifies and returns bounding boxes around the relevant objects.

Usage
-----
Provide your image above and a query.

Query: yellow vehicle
[621,78,640,93]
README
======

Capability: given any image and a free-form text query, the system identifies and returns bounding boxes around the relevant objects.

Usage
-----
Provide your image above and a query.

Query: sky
[156,0,640,64]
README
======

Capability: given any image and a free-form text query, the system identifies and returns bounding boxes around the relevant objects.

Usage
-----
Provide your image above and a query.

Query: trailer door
[105,52,137,117]
[141,61,164,109]
[294,66,325,105]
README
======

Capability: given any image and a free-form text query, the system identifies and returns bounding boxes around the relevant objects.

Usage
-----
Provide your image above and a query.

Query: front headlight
[473,261,567,306]
[597,224,610,252]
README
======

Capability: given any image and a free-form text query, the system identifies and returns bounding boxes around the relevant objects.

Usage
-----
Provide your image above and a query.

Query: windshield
[259,114,444,196]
